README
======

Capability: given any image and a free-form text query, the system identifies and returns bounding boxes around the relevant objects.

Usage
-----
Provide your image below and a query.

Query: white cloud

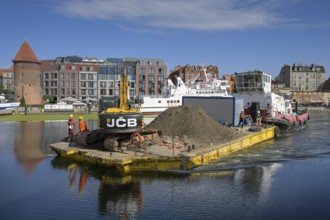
[52,0,293,31]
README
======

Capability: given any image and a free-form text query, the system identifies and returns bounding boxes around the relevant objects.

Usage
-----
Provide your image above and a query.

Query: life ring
[274,126,280,138]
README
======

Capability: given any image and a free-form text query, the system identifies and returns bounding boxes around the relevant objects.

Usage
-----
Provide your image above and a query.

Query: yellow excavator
[76,66,145,151]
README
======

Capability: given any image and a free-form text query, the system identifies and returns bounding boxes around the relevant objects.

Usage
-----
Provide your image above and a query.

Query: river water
[0,113,330,220]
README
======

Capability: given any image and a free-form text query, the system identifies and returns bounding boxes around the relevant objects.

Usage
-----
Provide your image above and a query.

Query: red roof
[12,40,41,63]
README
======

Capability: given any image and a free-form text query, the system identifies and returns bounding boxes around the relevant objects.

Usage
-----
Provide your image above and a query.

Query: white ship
[139,68,232,114]
[0,95,20,115]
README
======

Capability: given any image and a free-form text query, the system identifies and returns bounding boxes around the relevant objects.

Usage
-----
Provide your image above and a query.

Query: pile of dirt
[145,106,243,147]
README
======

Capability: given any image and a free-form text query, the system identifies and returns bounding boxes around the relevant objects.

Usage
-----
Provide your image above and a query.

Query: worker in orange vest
[78,116,88,132]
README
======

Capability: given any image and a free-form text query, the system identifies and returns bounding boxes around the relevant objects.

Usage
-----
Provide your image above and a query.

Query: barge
[50,126,276,172]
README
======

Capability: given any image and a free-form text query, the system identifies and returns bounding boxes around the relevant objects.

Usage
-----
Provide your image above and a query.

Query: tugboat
[233,70,309,131]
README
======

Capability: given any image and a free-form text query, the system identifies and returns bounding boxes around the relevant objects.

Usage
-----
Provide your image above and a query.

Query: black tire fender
[274,126,280,138]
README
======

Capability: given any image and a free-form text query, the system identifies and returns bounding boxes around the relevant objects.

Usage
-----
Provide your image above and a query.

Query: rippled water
[0,113,330,220]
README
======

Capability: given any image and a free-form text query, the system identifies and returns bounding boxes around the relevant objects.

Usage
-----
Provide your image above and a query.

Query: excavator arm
[119,66,130,110]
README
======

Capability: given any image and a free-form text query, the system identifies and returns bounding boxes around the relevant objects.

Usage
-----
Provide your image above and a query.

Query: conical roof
[12,40,41,63]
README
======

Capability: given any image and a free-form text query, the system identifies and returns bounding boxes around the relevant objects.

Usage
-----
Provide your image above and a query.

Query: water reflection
[233,163,282,203]
[51,154,284,219]
[9,120,97,174]
[51,157,145,219]
[14,122,48,173]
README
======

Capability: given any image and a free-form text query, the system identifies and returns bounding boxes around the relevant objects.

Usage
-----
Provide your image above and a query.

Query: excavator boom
[119,66,129,110]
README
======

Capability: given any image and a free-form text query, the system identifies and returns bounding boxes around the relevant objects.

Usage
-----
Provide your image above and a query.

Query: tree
[20,96,26,107]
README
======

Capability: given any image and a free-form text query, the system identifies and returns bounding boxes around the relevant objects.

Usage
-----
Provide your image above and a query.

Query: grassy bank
[0,112,158,122]
[0,113,99,122]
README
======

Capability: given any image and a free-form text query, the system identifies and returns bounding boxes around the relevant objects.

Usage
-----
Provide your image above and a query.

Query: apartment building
[278,64,326,91]
[136,58,167,97]
[0,67,14,91]
[42,56,167,102]
[42,56,99,102]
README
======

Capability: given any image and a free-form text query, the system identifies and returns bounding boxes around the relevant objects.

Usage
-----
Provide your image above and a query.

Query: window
[71,81,76,87]
[100,89,106,95]
[88,74,93,80]
[88,82,94,87]
[60,65,65,70]
[159,68,164,74]
[140,67,146,74]
[81,73,86,80]
[60,73,65,79]
[89,66,94,71]
[81,82,87,87]
[82,66,87,71]
[100,81,106,88]
[150,68,155,74]
[71,65,76,70]
[71,73,75,79]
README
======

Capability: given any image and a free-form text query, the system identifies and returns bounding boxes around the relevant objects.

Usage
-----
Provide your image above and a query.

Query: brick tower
[12,40,43,105]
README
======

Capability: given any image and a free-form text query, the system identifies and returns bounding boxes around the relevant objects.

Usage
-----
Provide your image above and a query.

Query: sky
[1,0,330,78]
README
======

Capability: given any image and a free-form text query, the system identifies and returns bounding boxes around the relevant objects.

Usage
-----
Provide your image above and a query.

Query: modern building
[277,64,326,91]
[12,40,43,105]
[98,58,138,99]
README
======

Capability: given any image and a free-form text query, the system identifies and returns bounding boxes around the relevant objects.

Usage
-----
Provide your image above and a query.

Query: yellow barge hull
[50,126,276,172]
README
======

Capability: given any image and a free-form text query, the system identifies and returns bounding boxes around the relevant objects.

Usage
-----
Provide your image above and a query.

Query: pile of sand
[145,106,242,147]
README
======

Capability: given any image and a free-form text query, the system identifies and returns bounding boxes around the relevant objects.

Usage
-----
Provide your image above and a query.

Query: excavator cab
[98,96,119,114]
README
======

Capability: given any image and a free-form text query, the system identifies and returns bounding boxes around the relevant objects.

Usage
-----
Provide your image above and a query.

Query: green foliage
[20,96,26,107]
[43,95,55,103]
